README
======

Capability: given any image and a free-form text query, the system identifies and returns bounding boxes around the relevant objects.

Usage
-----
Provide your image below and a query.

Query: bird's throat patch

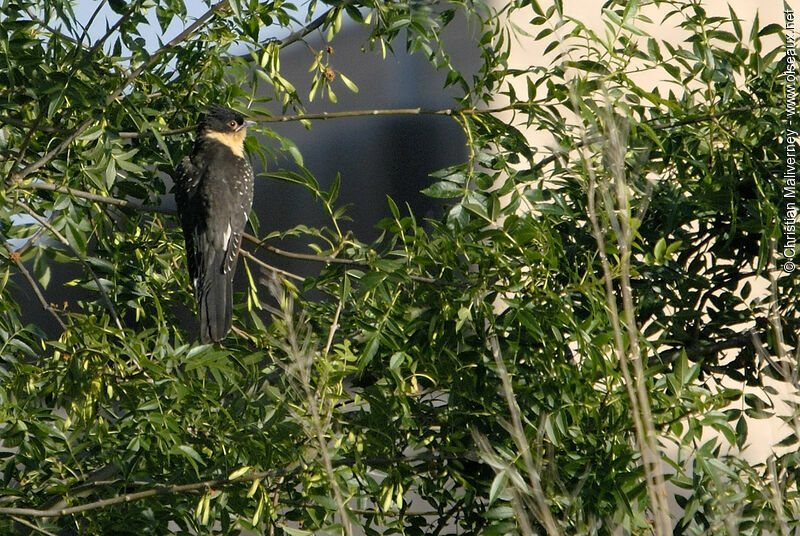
[203,129,247,158]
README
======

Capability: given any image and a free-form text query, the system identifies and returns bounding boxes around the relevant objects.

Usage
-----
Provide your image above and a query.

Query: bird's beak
[237,119,257,131]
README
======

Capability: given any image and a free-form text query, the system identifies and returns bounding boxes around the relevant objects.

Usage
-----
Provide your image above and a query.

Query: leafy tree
[0,0,795,535]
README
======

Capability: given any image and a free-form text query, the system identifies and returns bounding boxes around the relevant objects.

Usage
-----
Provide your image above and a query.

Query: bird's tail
[198,262,233,344]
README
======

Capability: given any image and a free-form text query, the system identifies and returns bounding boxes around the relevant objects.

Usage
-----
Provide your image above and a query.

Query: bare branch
[117,102,545,138]
[485,331,561,536]
[266,284,354,536]
[9,516,58,536]
[114,102,754,144]
[118,125,194,139]
[239,248,305,282]
[577,94,671,534]
[323,298,342,357]
[15,181,172,214]
[244,233,354,265]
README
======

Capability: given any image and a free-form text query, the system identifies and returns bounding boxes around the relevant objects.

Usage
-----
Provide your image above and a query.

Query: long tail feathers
[198,264,233,344]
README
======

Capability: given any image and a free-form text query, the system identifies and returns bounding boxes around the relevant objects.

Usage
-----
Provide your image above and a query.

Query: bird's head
[197,105,256,157]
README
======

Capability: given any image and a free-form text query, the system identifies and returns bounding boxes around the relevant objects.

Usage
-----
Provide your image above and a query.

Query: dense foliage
[0,0,795,534]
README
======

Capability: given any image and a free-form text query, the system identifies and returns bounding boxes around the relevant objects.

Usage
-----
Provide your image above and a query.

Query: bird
[174,104,256,343]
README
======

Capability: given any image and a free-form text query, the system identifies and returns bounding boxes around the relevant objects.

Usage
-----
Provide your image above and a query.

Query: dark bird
[174,104,256,343]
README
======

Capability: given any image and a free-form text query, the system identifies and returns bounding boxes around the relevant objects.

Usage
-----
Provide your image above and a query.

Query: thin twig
[11,215,49,257]
[14,182,444,285]
[9,516,58,536]
[577,93,670,534]
[486,331,561,536]
[323,299,342,357]
[74,0,116,63]
[118,125,194,139]
[2,242,67,330]
[23,8,82,45]
[269,284,354,536]
[113,103,753,146]
[279,0,357,49]
[7,112,45,182]
[239,248,305,282]
[12,200,123,330]
[244,234,354,265]
[243,233,442,285]
[260,107,461,122]
[15,183,446,284]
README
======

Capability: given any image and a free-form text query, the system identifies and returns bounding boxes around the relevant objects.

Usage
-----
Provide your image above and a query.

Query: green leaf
[488,471,508,506]
[389,352,405,370]
[228,466,251,480]
[654,237,666,263]
[758,23,782,37]
[339,72,359,93]
[78,123,104,142]
[176,445,204,468]
[484,506,514,520]
[280,527,313,536]
[729,5,742,40]
[622,0,639,25]
[105,158,117,188]
[647,38,661,62]
[421,180,463,198]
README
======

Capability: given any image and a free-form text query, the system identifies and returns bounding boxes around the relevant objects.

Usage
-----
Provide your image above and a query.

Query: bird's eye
[228,120,238,129]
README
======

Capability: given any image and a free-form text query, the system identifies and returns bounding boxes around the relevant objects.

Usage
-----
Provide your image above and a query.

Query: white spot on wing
[223,222,232,246]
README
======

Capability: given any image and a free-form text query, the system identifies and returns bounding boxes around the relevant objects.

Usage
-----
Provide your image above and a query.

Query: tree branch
[117,102,543,138]
[23,8,84,46]
[0,466,294,519]
[118,125,194,139]
[12,178,451,286]
[14,181,172,214]
[0,453,447,519]
[114,102,755,143]
[244,233,354,265]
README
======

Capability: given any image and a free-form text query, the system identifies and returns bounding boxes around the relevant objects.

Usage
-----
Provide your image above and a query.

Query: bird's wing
[222,160,254,276]
[174,156,203,286]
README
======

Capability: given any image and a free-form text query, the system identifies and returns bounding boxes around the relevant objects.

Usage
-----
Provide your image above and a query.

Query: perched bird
[174,104,256,343]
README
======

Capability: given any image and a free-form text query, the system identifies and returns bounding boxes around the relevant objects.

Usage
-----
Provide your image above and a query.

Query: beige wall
[501,0,794,465]
[501,1,786,146]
